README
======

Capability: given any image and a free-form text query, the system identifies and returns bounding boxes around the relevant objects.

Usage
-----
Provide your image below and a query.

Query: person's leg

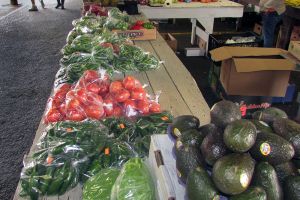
[29,0,38,11]
[56,0,61,8]
[40,0,45,9]
[61,0,65,9]
[262,12,279,47]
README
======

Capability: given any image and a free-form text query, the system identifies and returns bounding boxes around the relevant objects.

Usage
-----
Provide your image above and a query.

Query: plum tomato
[57,83,71,93]
[76,88,89,104]
[67,98,82,110]
[83,70,99,82]
[109,81,123,93]
[66,109,85,121]
[112,105,123,117]
[86,82,101,94]
[130,88,147,100]
[85,92,103,105]
[59,102,67,116]
[103,98,114,116]
[137,100,150,114]
[85,105,104,119]
[149,101,161,113]
[113,89,130,103]
[45,108,62,123]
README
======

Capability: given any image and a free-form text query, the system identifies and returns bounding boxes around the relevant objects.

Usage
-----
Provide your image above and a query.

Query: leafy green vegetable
[83,168,120,200]
[111,158,155,200]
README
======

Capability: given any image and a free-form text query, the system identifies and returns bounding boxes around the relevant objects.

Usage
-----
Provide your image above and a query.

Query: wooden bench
[13,15,210,200]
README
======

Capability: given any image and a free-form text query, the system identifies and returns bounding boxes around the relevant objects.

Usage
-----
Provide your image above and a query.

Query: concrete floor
[0,0,80,199]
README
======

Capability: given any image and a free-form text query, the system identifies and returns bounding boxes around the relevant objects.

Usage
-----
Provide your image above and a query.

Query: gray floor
[0,1,81,199]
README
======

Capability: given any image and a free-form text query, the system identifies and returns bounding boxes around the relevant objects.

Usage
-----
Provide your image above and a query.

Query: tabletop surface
[13,15,211,200]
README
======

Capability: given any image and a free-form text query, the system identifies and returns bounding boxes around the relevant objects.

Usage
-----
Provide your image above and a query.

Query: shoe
[61,6,65,9]
[29,6,38,11]
[40,0,45,8]
[55,4,61,8]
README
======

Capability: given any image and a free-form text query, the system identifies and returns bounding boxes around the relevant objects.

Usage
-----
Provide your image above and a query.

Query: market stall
[138,0,244,52]
[12,9,210,200]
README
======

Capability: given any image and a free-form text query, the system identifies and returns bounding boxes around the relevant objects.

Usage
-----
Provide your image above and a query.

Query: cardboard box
[210,47,296,97]
[291,26,300,41]
[161,33,177,52]
[113,28,157,41]
[289,41,300,60]
[148,134,185,200]
[253,23,262,36]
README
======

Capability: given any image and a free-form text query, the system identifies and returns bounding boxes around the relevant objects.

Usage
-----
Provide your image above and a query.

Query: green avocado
[201,127,229,166]
[224,119,257,153]
[175,141,204,183]
[252,162,283,200]
[210,100,242,128]
[170,115,200,139]
[186,167,220,200]
[199,123,221,137]
[250,120,273,133]
[274,161,299,184]
[212,153,255,195]
[252,107,287,125]
[273,118,300,159]
[229,186,267,200]
[249,131,295,165]
[283,176,300,200]
[293,158,300,170]
[178,128,205,148]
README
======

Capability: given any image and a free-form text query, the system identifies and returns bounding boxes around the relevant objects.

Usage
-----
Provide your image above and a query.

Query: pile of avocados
[170,100,300,200]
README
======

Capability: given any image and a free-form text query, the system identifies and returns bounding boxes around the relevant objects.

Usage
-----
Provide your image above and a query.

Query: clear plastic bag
[111,158,155,200]
[83,168,120,200]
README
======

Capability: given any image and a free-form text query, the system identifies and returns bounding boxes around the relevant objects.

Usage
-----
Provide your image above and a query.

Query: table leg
[191,18,197,45]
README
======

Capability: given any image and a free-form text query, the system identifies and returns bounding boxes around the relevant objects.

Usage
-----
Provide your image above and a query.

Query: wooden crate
[113,28,157,40]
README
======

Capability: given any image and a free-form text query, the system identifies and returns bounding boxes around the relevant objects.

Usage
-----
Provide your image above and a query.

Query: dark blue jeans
[262,12,283,47]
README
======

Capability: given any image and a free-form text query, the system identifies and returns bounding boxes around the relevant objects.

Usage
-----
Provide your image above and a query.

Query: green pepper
[39,166,56,195]
[142,22,155,29]
[59,167,78,195]
[46,164,68,195]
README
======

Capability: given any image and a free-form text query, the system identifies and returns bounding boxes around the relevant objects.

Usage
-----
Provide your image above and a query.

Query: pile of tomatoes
[82,3,108,16]
[44,70,161,123]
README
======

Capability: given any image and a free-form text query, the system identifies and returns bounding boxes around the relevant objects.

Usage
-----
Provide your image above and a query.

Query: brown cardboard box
[289,41,300,60]
[291,26,300,41]
[253,23,262,36]
[210,47,296,97]
[161,33,177,52]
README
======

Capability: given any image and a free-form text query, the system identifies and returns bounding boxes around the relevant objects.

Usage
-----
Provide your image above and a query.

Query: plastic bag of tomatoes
[44,70,162,123]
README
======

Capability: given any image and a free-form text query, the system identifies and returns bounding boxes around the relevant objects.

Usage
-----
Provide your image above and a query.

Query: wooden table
[138,0,244,52]
[13,15,210,200]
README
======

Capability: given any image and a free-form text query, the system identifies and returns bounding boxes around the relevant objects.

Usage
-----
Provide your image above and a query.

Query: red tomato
[98,81,110,95]
[112,105,123,117]
[109,81,123,93]
[131,88,147,100]
[85,93,103,105]
[113,89,130,103]
[66,90,76,100]
[103,98,114,116]
[123,99,137,110]
[85,105,104,119]
[137,100,150,114]
[149,101,161,113]
[76,88,88,104]
[83,70,99,82]
[67,98,82,110]
[66,110,85,121]
[57,83,71,93]
[123,76,136,90]
[59,102,67,116]
[53,91,66,105]
[86,82,101,94]
[45,109,62,123]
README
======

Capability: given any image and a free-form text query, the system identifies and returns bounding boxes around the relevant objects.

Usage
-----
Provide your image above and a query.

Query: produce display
[20,112,172,199]
[170,100,300,200]
[56,9,160,85]
[285,0,300,7]
[46,71,162,123]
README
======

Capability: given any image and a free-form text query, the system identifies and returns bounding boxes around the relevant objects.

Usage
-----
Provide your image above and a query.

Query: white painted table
[139,0,244,52]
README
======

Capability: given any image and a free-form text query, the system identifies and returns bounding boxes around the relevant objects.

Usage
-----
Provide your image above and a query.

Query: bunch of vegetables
[46,70,162,123]
[83,158,155,200]
[20,112,172,199]
[130,20,155,30]
[169,100,300,200]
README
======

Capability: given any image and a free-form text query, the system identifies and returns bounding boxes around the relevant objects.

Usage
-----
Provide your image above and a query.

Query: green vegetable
[252,162,283,200]
[274,161,299,184]
[142,22,154,29]
[252,107,287,125]
[111,158,155,200]
[250,131,295,165]
[212,153,255,195]
[229,186,267,200]
[170,115,200,139]
[186,167,220,200]
[223,119,257,153]
[283,176,300,200]
[83,168,120,200]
